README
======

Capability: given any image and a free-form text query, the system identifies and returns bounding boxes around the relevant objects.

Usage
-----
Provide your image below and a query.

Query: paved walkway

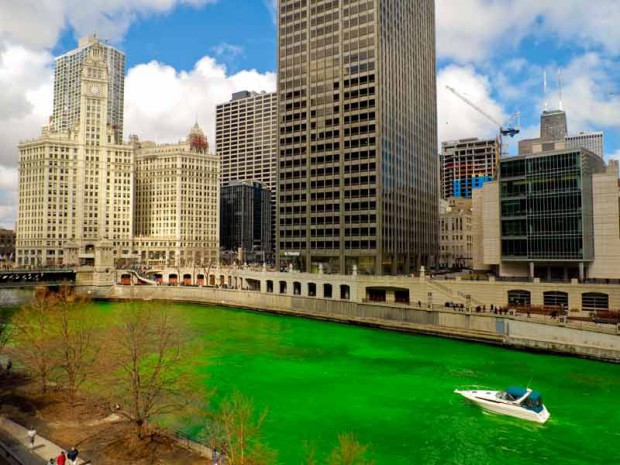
[0,416,85,465]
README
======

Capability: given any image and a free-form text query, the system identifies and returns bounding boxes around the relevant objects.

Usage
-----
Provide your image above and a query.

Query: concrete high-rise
[566,132,604,158]
[276,0,438,275]
[17,41,133,267]
[52,35,126,142]
[216,91,277,191]
[440,138,499,200]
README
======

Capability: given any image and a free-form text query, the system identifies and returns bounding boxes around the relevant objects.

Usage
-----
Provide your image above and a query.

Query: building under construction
[440,138,500,200]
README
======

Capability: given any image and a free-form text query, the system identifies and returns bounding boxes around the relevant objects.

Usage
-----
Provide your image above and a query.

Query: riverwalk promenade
[88,278,620,363]
[0,417,85,465]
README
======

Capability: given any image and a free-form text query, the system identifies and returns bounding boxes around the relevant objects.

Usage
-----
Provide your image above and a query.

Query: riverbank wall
[88,284,620,363]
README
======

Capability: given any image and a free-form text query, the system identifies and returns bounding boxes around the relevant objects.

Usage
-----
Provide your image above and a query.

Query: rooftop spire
[188,122,208,153]
[558,69,563,111]
[543,71,548,111]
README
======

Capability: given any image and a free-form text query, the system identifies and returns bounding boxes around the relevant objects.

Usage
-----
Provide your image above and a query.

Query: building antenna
[558,69,564,111]
[543,71,548,111]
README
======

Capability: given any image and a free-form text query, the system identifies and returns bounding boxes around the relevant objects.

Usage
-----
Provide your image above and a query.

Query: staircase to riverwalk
[427,279,485,307]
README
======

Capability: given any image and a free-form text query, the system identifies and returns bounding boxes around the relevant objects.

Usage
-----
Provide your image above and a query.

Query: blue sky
[0,0,619,228]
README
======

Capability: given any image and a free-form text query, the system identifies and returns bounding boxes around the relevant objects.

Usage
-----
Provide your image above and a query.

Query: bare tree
[101,303,199,438]
[52,285,96,396]
[9,287,57,393]
[302,441,318,465]
[0,318,8,358]
[0,290,14,356]
[209,391,275,465]
[328,433,374,465]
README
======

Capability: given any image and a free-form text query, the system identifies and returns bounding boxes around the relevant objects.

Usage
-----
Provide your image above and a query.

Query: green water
[98,302,620,464]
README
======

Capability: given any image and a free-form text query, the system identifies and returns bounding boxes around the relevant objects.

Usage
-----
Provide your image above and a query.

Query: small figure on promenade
[27,427,37,448]
[6,359,11,373]
[57,451,67,465]
[67,446,79,465]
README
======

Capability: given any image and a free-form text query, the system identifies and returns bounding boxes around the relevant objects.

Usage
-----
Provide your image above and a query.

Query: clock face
[90,84,100,95]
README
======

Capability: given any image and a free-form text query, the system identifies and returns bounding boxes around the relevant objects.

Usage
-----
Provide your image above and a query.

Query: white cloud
[212,43,244,59]
[436,0,531,62]
[0,167,18,228]
[559,53,620,134]
[124,57,276,148]
[0,166,17,191]
[0,45,53,168]
[436,0,620,61]
[263,0,277,23]
[437,64,509,145]
[0,0,217,49]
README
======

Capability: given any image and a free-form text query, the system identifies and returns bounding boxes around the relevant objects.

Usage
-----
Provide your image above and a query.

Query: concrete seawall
[89,285,620,363]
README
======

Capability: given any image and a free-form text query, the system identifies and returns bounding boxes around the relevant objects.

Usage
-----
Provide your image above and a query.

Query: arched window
[308,283,316,297]
[340,284,350,300]
[543,291,568,308]
[324,284,333,298]
[508,290,531,306]
[582,292,608,311]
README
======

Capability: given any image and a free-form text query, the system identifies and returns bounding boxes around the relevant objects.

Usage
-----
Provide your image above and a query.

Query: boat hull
[455,389,550,424]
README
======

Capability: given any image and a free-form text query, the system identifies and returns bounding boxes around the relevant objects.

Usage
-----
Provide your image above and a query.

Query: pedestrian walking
[6,359,11,373]
[56,451,67,465]
[67,446,79,465]
[27,427,37,448]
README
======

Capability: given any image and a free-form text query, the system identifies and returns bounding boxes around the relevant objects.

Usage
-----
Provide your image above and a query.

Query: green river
[81,301,620,463]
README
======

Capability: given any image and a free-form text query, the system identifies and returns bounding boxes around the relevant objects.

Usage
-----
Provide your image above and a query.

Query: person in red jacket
[56,451,66,465]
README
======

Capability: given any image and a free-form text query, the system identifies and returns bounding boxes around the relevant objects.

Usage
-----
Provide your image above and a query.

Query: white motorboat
[454,386,550,424]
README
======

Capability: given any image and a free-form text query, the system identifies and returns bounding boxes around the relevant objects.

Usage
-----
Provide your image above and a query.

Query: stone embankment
[88,284,620,363]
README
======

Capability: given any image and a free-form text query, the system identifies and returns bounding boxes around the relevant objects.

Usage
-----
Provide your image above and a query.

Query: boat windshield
[498,386,527,402]
[496,391,518,401]
[520,391,544,413]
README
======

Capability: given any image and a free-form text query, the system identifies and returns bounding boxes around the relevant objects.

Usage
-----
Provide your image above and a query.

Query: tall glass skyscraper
[52,35,126,142]
[277,0,438,275]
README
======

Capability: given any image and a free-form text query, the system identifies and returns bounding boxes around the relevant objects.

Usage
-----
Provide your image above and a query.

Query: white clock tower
[16,39,134,267]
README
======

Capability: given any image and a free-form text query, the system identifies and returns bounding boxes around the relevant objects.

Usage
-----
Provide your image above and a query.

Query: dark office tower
[540,110,567,142]
[220,181,272,263]
[277,0,438,275]
[519,109,568,155]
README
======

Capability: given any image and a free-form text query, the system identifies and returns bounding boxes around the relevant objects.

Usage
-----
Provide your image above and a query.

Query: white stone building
[439,198,473,269]
[132,124,220,267]
[17,41,133,267]
[52,35,126,142]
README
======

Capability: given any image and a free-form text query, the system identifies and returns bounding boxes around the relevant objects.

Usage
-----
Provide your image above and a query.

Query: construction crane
[446,85,520,138]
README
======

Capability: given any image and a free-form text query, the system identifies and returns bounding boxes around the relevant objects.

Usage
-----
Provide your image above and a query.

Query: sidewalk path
[0,416,85,464]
